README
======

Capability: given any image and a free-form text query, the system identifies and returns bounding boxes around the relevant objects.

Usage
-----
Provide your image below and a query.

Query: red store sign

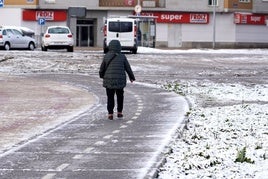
[124,0,134,6]
[234,13,266,25]
[141,11,209,24]
[23,10,67,21]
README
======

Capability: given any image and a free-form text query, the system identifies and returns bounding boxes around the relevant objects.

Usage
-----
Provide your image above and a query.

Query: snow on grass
[159,81,268,179]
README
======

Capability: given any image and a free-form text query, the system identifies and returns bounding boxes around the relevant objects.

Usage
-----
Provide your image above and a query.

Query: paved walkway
[0,74,96,154]
[0,74,189,179]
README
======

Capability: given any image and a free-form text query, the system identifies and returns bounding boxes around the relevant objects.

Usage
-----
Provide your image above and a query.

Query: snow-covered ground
[0,47,267,178]
[134,47,268,179]
[158,81,268,179]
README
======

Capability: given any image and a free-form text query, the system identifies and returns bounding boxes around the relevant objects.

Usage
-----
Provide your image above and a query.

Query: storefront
[22,9,98,48]
[22,9,68,46]
[128,15,157,47]
[141,11,210,47]
[234,12,268,47]
[16,9,268,49]
[19,9,215,48]
[76,19,95,47]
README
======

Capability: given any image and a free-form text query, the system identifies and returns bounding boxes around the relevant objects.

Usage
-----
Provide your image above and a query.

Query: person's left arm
[124,56,135,82]
[99,60,106,78]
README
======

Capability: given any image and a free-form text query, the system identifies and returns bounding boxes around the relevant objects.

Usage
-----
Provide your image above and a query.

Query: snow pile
[138,46,268,55]
[159,81,268,178]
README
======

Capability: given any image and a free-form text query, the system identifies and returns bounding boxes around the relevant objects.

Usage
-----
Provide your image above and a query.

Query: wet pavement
[0,73,189,179]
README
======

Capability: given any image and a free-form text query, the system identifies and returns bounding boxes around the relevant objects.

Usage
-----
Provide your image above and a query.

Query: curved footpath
[0,73,189,179]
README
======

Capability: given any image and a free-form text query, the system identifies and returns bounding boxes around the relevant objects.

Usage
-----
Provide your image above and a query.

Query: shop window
[45,0,56,4]
[208,0,218,6]
[239,0,250,2]
[143,1,156,7]
[99,0,165,8]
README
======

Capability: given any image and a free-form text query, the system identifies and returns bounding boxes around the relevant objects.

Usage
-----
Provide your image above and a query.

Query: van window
[109,22,133,33]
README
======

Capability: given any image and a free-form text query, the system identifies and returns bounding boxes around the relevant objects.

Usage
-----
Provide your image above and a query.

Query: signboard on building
[23,10,67,21]
[36,11,54,20]
[234,13,266,25]
[141,12,209,24]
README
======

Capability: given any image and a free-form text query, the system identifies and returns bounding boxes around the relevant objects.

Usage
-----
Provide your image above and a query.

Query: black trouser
[106,88,124,114]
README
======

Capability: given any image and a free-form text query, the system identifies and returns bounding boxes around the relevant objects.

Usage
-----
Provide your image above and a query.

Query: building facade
[1,0,268,48]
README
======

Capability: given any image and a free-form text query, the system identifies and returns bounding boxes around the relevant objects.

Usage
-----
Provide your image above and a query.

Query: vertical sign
[38,18,46,25]
[0,0,4,7]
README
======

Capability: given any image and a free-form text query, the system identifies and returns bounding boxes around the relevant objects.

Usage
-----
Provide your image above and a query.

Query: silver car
[0,26,36,50]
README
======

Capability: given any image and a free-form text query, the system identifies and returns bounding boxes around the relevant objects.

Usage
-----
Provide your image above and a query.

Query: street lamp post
[212,0,216,49]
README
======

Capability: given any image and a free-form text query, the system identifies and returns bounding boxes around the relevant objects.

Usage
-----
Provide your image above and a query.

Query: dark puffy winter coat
[99,40,135,89]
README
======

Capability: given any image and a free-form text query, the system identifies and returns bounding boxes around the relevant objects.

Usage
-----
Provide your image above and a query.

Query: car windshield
[48,27,69,34]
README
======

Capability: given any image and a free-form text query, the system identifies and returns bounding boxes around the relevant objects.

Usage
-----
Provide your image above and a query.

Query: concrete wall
[0,8,22,26]
[155,23,168,47]
[181,13,236,48]
[85,10,108,47]
[4,0,38,8]
[236,25,268,43]
[166,0,224,12]
[253,0,268,13]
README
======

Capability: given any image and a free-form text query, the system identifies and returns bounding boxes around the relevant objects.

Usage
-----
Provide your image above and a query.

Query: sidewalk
[0,73,96,155]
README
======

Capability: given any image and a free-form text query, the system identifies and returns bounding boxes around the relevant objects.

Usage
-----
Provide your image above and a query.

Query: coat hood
[109,40,122,53]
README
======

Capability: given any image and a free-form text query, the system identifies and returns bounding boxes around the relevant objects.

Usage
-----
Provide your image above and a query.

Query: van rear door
[108,20,135,47]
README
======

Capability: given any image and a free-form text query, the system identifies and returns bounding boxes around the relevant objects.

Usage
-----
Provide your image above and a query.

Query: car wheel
[132,49,137,54]
[28,42,35,50]
[4,43,10,51]
[67,46,73,52]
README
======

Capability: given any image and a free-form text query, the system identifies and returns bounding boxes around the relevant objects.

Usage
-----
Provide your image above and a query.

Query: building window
[208,0,218,6]
[239,0,250,2]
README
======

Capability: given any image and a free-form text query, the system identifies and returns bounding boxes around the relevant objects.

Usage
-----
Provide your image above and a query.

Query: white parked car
[0,26,36,50]
[41,26,74,52]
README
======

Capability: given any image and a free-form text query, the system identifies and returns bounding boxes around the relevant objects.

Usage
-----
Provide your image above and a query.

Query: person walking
[99,40,136,120]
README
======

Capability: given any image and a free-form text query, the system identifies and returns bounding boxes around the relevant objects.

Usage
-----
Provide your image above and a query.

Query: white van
[103,17,138,54]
